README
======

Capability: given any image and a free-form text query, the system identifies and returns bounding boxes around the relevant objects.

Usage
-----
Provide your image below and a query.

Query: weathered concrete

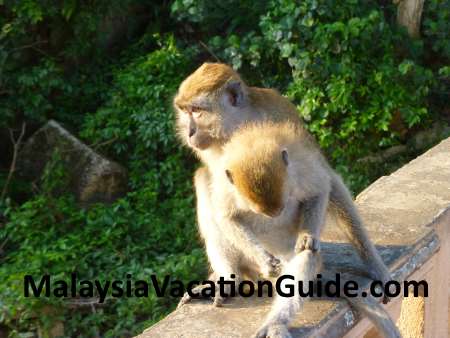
[139,137,450,338]
[17,120,127,205]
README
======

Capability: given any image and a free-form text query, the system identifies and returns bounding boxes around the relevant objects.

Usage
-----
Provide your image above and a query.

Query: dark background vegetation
[0,0,448,336]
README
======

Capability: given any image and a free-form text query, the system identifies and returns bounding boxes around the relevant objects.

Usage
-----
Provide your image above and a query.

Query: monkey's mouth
[189,134,214,150]
[189,138,208,150]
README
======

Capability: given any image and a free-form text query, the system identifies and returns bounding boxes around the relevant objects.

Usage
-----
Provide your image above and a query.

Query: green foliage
[1,190,205,337]
[82,36,195,192]
[423,0,450,60]
[179,0,435,165]
[422,0,450,115]
[0,0,449,336]
[0,41,206,337]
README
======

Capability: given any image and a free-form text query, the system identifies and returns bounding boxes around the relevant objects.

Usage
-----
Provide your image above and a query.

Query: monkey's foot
[177,292,192,309]
[295,234,320,254]
[176,284,213,309]
[261,253,282,278]
[254,323,292,338]
[213,294,226,307]
[212,277,242,307]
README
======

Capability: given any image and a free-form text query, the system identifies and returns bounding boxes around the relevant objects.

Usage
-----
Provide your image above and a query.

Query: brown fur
[224,121,319,217]
[174,63,241,109]
[224,122,303,214]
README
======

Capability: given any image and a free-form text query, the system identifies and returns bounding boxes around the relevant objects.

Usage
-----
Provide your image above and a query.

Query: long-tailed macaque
[215,121,400,337]
[174,63,396,337]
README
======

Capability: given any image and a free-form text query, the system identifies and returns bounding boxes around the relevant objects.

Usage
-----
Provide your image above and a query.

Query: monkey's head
[223,126,291,218]
[174,63,253,151]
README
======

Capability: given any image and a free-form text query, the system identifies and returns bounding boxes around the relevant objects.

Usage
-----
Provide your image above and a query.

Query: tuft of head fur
[223,121,306,216]
[174,63,242,108]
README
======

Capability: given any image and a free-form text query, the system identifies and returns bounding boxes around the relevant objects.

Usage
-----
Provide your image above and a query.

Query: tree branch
[1,123,26,201]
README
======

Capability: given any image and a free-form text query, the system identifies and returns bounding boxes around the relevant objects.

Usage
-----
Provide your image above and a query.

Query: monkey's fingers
[269,255,282,277]
[261,254,282,278]
[295,235,320,253]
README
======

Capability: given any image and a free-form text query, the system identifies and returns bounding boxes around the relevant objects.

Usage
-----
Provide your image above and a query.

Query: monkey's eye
[190,106,203,118]
[225,170,234,184]
[281,149,289,166]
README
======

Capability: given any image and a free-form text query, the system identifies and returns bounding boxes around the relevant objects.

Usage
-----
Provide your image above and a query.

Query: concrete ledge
[139,138,450,338]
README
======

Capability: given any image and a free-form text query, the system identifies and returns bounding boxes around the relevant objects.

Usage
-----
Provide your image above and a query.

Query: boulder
[17,120,127,205]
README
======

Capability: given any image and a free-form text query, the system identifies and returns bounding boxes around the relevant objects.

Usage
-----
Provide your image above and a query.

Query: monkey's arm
[183,168,242,307]
[330,173,391,285]
[195,168,279,305]
[295,193,329,253]
[218,213,281,278]
[194,167,242,278]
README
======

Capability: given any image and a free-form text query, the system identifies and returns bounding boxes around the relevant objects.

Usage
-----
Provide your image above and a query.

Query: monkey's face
[174,63,252,152]
[174,94,225,150]
[174,94,250,151]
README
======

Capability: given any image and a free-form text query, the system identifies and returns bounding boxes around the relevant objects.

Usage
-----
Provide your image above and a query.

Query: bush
[0,39,206,337]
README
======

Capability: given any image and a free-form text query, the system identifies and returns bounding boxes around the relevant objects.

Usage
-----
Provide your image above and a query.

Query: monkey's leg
[256,195,328,338]
[176,238,242,308]
[255,251,321,338]
[295,194,329,254]
[205,237,243,307]
[330,174,391,290]
[185,167,241,307]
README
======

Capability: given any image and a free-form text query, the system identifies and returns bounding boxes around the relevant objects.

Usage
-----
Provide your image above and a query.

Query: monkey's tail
[260,252,401,338]
[329,173,391,282]
[345,295,402,338]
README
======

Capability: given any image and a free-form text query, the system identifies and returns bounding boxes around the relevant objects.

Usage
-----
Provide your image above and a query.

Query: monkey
[173,63,395,335]
[173,62,390,285]
[213,121,400,338]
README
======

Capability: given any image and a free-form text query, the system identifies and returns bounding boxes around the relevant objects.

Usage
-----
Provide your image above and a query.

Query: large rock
[17,120,127,205]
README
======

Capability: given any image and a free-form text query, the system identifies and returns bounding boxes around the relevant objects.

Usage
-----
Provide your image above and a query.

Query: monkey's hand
[295,234,320,254]
[259,253,282,278]
[254,322,292,338]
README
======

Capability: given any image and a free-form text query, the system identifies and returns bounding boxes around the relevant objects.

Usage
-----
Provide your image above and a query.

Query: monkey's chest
[250,199,302,258]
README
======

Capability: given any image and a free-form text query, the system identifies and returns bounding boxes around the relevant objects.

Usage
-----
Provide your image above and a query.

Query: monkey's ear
[225,169,234,184]
[281,149,289,166]
[224,80,245,107]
